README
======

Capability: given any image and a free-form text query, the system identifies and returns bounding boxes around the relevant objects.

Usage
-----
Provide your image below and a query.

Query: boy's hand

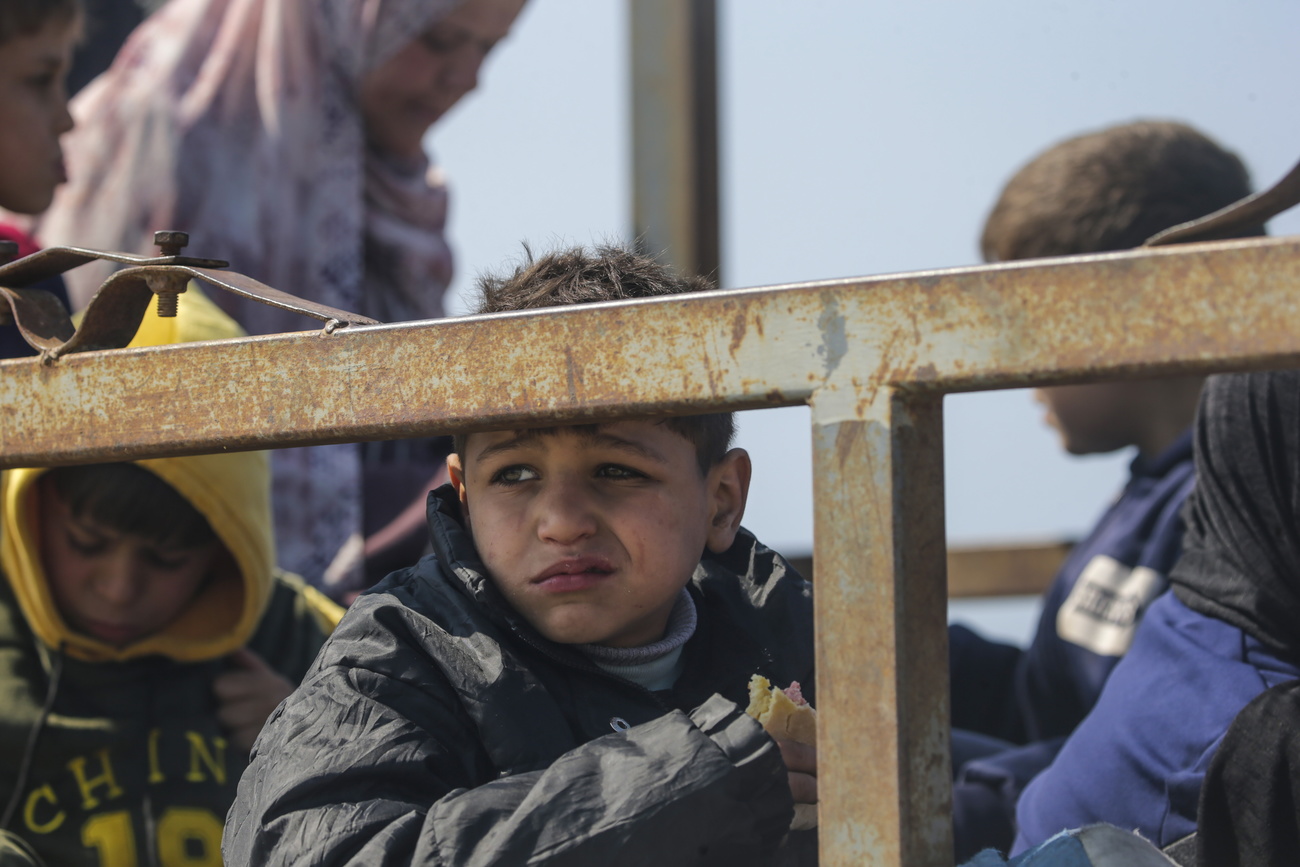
[214,648,294,754]
[776,737,818,806]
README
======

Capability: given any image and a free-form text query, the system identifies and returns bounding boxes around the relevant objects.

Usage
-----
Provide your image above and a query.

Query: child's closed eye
[142,548,199,571]
[25,73,56,92]
[65,529,106,557]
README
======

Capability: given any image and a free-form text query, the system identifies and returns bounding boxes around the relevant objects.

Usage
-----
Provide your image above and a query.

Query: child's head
[448,246,750,648]
[0,0,79,214]
[35,463,223,649]
[981,120,1257,457]
[980,120,1261,262]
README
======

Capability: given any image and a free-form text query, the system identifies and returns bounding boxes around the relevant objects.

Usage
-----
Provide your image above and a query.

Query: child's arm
[224,663,796,866]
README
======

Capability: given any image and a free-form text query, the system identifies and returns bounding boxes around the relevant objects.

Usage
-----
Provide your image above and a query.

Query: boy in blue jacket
[225,247,818,866]
[949,120,1265,859]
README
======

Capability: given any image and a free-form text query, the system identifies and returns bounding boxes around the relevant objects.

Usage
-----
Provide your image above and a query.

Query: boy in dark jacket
[948,120,1264,859]
[225,247,818,866]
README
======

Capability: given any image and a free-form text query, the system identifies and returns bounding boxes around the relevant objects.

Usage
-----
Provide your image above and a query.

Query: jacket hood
[0,287,277,662]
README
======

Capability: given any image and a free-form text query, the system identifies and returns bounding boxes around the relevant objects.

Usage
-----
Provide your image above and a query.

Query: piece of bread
[746,675,818,830]
[746,675,817,746]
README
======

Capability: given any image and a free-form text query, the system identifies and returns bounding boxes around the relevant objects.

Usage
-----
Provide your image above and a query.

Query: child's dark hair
[45,463,217,549]
[0,0,80,46]
[981,120,1264,262]
[457,245,736,474]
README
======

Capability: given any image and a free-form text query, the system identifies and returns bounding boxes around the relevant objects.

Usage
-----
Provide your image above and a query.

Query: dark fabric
[950,624,1025,740]
[1170,370,1300,661]
[950,431,1195,858]
[359,435,453,587]
[0,575,333,866]
[1196,680,1300,867]
[1163,833,1197,866]
[226,484,817,866]
[67,0,151,95]
[955,737,1067,861]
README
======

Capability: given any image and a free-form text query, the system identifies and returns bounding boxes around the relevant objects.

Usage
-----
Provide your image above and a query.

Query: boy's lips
[531,556,615,592]
[81,620,140,643]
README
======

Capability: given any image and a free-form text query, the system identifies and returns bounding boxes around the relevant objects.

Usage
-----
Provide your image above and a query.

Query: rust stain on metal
[729,310,747,357]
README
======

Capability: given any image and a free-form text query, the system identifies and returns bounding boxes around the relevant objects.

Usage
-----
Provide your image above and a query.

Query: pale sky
[429,0,1300,559]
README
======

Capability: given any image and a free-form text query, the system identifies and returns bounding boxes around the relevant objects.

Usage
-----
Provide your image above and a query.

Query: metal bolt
[156,292,180,318]
[154,230,189,257]
[145,273,186,318]
[0,240,18,263]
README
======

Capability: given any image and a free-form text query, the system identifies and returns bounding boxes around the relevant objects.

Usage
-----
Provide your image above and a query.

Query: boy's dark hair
[981,120,1264,262]
[458,245,735,475]
[0,0,80,46]
[45,463,217,549]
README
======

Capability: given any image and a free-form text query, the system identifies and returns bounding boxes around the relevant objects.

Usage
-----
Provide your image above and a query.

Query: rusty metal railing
[3,234,1300,865]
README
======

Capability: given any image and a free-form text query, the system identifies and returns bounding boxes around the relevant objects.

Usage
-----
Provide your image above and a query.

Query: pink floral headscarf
[38,0,463,587]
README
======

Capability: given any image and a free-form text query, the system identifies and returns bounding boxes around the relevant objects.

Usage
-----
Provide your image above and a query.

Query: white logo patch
[1056,555,1164,657]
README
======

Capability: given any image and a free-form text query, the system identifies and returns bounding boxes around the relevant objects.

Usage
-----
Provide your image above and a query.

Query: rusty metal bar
[629,0,720,280]
[813,390,951,865]
[2,236,1297,468]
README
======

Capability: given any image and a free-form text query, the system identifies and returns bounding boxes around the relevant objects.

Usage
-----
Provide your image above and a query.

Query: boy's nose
[535,483,599,544]
[55,102,74,136]
[94,554,144,606]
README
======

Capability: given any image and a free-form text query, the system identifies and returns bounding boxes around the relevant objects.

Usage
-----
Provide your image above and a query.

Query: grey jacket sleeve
[223,665,796,867]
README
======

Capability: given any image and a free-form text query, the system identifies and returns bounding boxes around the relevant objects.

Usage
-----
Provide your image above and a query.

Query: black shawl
[1169,369,1300,660]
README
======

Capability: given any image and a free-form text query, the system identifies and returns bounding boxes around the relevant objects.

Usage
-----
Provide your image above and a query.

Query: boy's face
[36,478,219,648]
[1034,382,1147,456]
[449,421,750,648]
[0,16,76,214]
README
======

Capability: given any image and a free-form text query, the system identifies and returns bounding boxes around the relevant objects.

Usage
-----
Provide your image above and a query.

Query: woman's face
[360,0,527,162]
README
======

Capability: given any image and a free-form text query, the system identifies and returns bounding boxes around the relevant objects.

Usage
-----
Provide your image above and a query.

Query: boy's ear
[446,454,471,522]
[705,448,751,553]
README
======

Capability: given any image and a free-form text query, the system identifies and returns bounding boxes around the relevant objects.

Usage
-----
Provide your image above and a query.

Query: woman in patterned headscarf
[39,0,527,595]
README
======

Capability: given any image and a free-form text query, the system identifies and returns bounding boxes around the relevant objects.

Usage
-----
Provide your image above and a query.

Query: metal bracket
[1147,155,1300,246]
[0,231,379,359]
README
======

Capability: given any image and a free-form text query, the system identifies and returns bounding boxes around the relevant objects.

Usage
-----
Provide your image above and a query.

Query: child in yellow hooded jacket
[0,289,342,866]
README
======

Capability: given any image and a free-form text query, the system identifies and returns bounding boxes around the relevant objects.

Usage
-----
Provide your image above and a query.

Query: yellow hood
[1,287,278,662]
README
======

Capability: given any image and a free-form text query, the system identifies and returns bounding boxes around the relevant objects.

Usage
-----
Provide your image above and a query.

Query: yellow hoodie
[0,287,341,663]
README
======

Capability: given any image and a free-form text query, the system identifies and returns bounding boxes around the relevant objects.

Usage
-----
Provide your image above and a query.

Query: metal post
[812,388,952,866]
[629,0,720,281]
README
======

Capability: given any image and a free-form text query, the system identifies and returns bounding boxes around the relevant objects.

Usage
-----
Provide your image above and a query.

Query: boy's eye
[419,26,467,54]
[596,464,646,481]
[65,529,106,556]
[491,465,539,485]
[142,548,194,571]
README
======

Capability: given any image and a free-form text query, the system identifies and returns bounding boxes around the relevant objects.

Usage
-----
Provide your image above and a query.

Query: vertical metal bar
[812,389,953,866]
[629,0,721,281]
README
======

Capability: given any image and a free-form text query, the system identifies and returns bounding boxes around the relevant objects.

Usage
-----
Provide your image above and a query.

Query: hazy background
[429,1,1300,642]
